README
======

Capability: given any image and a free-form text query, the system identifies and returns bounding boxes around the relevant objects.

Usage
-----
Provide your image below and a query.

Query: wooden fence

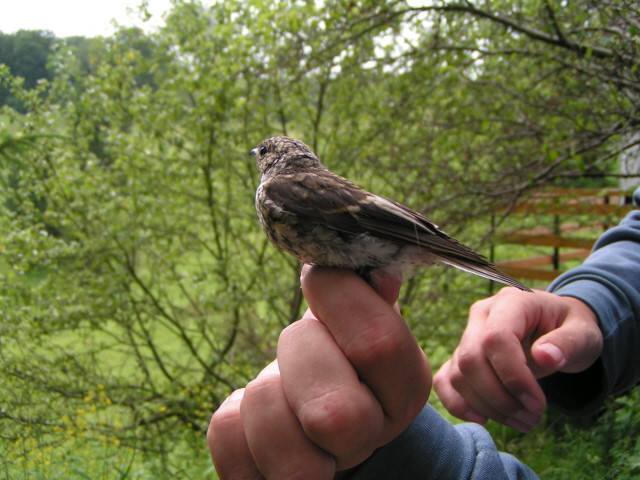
[491,188,635,284]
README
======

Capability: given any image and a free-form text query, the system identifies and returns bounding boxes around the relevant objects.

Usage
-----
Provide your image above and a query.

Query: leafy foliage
[0,30,55,110]
[0,0,638,477]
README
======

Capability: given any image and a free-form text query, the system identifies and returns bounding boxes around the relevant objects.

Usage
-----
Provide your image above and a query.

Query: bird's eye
[259,145,267,156]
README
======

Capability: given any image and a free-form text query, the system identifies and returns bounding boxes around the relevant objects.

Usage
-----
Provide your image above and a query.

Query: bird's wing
[262,170,371,235]
[263,172,531,291]
[264,171,476,258]
[355,196,532,290]
[354,195,490,262]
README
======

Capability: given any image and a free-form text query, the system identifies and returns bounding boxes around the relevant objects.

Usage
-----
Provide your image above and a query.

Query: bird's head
[251,136,320,176]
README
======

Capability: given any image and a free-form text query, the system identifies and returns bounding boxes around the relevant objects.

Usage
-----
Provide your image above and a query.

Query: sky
[0,0,174,38]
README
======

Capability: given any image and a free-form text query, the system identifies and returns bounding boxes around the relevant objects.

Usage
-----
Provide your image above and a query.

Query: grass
[2,191,637,479]
[486,389,640,479]
[1,423,217,480]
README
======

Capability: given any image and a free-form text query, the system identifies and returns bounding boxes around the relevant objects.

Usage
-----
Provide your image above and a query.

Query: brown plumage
[253,136,531,292]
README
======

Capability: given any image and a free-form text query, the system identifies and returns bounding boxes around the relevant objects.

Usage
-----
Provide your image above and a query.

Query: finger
[448,346,541,432]
[481,328,546,419]
[368,268,402,305]
[241,361,335,480]
[455,304,529,416]
[531,296,603,375]
[301,264,402,307]
[433,360,488,425]
[475,290,547,416]
[278,315,385,469]
[437,290,546,429]
[208,389,264,480]
[301,267,431,434]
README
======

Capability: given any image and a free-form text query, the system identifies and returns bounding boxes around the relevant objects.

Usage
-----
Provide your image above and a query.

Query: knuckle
[243,373,281,405]
[278,319,304,345]
[301,390,366,439]
[208,395,243,450]
[468,299,488,317]
[480,327,510,351]
[496,286,520,298]
[344,316,408,366]
[432,368,450,393]
[299,389,378,454]
[491,392,519,413]
[209,405,238,433]
[455,348,480,376]
[447,366,469,392]
[469,287,518,318]
[433,365,462,403]
[501,376,528,400]
[442,393,472,419]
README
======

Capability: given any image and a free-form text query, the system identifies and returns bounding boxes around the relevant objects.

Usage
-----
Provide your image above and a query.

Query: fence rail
[491,188,635,284]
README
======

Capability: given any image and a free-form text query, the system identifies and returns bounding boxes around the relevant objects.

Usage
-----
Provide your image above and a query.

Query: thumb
[530,305,603,378]
[529,330,569,377]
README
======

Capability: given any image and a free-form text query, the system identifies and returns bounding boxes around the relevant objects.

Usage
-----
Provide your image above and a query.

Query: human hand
[433,288,603,432]
[208,267,431,479]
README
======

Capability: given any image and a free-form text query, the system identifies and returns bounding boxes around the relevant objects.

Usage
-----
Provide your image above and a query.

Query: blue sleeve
[541,188,640,416]
[346,404,539,480]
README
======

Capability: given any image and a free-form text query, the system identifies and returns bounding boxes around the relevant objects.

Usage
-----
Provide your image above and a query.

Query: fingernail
[519,393,543,414]
[538,343,566,368]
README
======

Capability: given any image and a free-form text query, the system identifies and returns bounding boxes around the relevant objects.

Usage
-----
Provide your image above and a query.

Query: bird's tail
[438,258,533,292]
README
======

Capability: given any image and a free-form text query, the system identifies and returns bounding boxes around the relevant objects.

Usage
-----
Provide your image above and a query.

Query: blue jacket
[541,188,640,416]
[349,188,640,479]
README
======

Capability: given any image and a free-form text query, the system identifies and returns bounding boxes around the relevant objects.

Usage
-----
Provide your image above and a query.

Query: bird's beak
[250,148,258,156]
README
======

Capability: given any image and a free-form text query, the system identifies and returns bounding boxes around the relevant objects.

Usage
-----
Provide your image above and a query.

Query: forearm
[345,404,539,480]
[544,202,640,414]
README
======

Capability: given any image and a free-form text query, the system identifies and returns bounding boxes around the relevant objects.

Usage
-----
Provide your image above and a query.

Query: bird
[252,136,532,292]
